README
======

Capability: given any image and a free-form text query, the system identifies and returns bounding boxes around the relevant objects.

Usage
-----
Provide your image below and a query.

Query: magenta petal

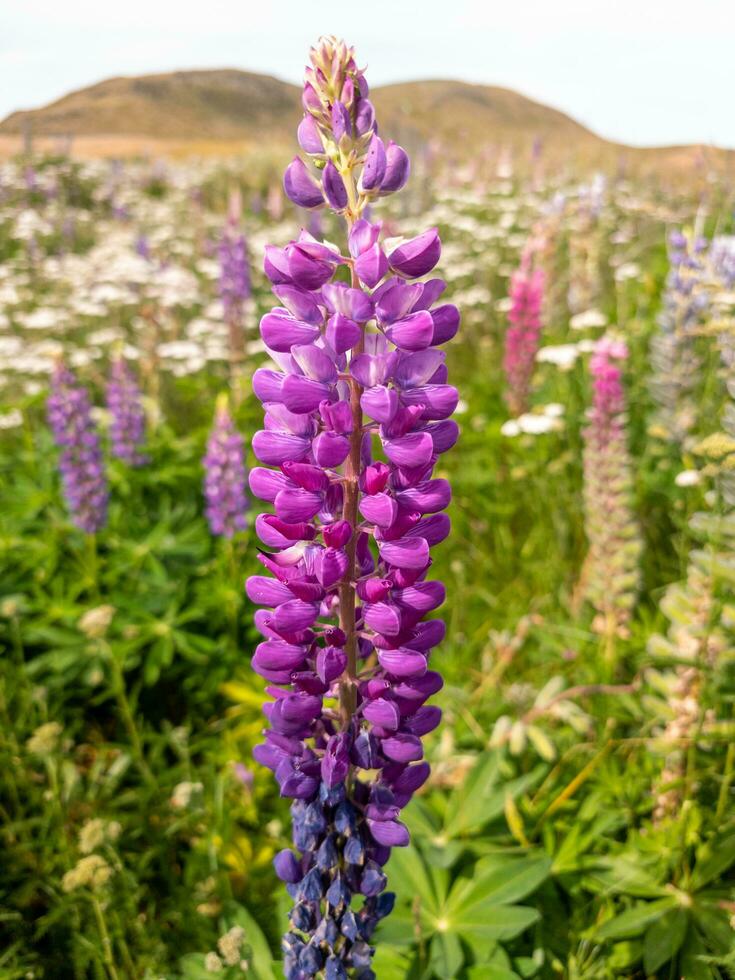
[376,281,424,324]
[364,602,402,636]
[323,161,348,210]
[313,431,350,468]
[363,697,400,730]
[322,283,374,323]
[361,134,387,190]
[316,646,347,684]
[252,430,311,465]
[355,243,389,288]
[249,467,293,502]
[260,309,320,352]
[384,310,435,352]
[377,535,430,570]
[252,368,285,403]
[272,284,323,325]
[430,304,460,344]
[393,581,445,612]
[382,431,434,468]
[246,576,293,606]
[314,547,349,588]
[283,157,324,210]
[401,384,459,421]
[393,350,445,389]
[377,647,428,678]
[359,492,398,528]
[395,478,451,513]
[380,733,423,763]
[281,374,332,413]
[274,487,323,522]
[380,141,410,194]
[360,385,399,423]
[389,228,441,279]
[272,600,320,633]
[252,640,307,671]
[326,312,362,354]
[348,218,381,257]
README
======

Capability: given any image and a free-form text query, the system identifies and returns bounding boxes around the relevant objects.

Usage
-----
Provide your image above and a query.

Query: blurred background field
[1,9,735,980]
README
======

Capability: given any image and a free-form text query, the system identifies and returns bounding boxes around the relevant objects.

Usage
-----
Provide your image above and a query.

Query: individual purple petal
[430,304,460,344]
[323,161,348,210]
[382,431,434,468]
[355,244,388,288]
[377,536,430,570]
[252,430,311,465]
[360,385,399,423]
[376,648,428,678]
[361,134,387,190]
[363,698,400,730]
[388,229,441,279]
[326,312,362,354]
[380,733,423,763]
[297,114,324,154]
[284,157,325,209]
[281,374,332,413]
[260,309,320,352]
[380,141,410,193]
[384,310,435,351]
[313,431,351,467]
[322,283,374,323]
[359,492,398,528]
[273,284,324,325]
[348,219,381,257]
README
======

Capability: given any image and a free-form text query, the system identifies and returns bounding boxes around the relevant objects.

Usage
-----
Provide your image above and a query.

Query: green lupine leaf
[386,846,441,918]
[454,904,540,942]
[679,929,715,980]
[596,897,678,940]
[466,967,521,980]
[430,930,465,979]
[691,832,735,889]
[692,901,735,954]
[448,854,551,913]
[643,907,688,974]
[371,944,414,980]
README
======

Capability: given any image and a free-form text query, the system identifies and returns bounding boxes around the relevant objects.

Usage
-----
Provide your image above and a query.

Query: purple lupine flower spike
[203,394,249,538]
[503,240,545,416]
[248,36,457,976]
[106,355,147,465]
[578,338,641,646]
[47,361,108,533]
[219,188,251,392]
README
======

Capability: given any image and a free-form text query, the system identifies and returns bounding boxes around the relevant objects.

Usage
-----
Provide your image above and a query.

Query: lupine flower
[248,36,457,977]
[219,189,251,324]
[203,394,249,538]
[649,230,709,443]
[219,189,251,390]
[47,362,108,534]
[578,338,641,643]
[503,243,545,416]
[106,356,147,465]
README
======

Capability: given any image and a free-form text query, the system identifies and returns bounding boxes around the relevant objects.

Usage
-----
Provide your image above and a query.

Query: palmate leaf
[466,967,522,980]
[456,905,541,943]
[387,844,446,919]
[643,907,688,974]
[447,855,551,913]
[442,753,544,839]
[371,944,415,979]
[679,928,717,980]
[595,896,678,940]
[430,931,464,978]
[690,831,735,889]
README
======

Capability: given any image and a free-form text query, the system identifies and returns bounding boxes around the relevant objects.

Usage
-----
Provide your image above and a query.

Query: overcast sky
[2,0,734,148]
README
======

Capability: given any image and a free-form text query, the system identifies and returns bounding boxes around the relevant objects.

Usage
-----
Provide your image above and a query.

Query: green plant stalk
[91,894,120,980]
[107,650,155,787]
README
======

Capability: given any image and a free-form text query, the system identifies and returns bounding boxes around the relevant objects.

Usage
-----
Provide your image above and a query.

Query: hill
[1,69,732,175]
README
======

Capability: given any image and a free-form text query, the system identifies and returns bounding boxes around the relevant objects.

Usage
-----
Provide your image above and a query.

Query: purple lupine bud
[380,141,410,193]
[361,135,387,191]
[388,229,441,278]
[298,114,324,154]
[106,356,147,465]
[246,37,458,973]
[275,849,303,883]
[284,157,324,210]
[202,395,249,538]
[323,162,348,211]
[46,362,108,535]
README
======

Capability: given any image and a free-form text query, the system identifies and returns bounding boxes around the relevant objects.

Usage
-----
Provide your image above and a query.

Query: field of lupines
[1,36,735,980]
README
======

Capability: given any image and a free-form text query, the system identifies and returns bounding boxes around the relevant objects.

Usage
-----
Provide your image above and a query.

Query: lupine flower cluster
[567,179,605,316]
[503,243,545,416]
[202,395,249,538]
[246,37,458,978]
[47,362,108,533]
[650,230,709,443]
[579,338,641,640]
[219,189,251,326]
[106,356,147,465]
